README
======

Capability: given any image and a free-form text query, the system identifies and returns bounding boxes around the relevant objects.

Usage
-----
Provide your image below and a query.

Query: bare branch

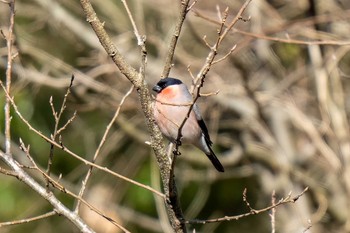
[185,187,309,224]
[79,0,139,86]
[75,85,134,212]
[0,211,58,227]
[46,75,75,187]
[79,1,187,231]
[4,0,15,154]
[199,90,220,97]
[212,44,237,65]
[193,9,350,46]
[121,0,143,45]
[56,111,77,135]
[270,190,276,233]
[161,0,191,78]
[0,166,18,177]
[187,0,198,12]
[303,219,312,233]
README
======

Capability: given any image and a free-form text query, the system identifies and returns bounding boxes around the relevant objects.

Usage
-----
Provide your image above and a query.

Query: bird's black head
[152,77,183,93]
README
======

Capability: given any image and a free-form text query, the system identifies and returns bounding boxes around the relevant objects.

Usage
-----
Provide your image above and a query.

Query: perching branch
[173,0,252,161]
[79,0,187,231]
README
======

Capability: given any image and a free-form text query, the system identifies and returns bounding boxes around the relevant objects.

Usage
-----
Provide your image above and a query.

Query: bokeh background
[1,0,350,232]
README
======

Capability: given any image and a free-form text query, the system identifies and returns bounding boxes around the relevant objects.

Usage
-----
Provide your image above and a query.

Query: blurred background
[1,0,350,232]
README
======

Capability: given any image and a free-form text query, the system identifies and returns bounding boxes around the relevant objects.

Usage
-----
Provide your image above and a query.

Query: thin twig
[75,85,134,213]
[0,166,18,177]
[302,219,312,233]
[270,190,276,233]
[0,210,58,227]
[47,75,75,188]
[212,44,237,65]
[234,29,350,45]
[199,90,220,97]
[121,0,147,83]
[243,188,257,214]
[56,111,77,135]
[185,187,309,224]
[193,9,350,46]
[187,0,198,11]
[121,0,143,46]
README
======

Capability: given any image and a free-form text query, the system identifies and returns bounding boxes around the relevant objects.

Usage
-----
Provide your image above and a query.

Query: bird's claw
[172,149,181,156]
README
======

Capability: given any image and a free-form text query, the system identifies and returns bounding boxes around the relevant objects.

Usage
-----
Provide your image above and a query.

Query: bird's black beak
[152,85,162,93]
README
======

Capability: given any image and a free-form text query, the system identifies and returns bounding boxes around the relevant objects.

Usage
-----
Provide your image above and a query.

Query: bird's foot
[172,149,181,156]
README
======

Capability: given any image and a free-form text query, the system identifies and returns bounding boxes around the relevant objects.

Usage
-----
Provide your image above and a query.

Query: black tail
[206,146,224,172]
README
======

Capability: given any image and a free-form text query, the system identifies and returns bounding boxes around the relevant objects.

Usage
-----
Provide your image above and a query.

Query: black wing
[197,119,212,146]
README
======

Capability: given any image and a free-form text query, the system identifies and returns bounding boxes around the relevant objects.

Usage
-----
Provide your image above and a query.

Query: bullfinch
[152,77,224,172]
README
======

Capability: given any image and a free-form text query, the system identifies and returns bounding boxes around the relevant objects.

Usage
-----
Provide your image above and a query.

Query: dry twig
[0,80,165,198]
[75,85,134,212]
[47,75,76,188]
[0,211,58,227]
[186,187,309,224]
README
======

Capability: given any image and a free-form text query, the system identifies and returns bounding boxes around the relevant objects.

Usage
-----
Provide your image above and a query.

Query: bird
[152,77,224,172]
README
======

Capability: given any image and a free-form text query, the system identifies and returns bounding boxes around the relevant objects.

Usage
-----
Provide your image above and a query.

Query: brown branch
[185,187,309,224]
[234,29,350,45]
[303,219,312,233]
[4,0,15,154]
[79,0,139,86]
[47,75,75,188]
[270,190,276,233]
[161,0,191,78]
[0,166,18,177]
[120,0,147,85]
[193,9,350,46]
[75,85,134,212]
[0,210,58,227]
[212,44,237,65]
